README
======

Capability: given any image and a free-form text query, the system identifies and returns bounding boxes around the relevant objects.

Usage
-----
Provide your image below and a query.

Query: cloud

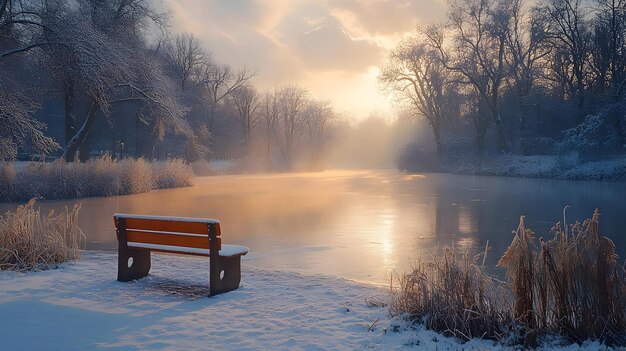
[282,16,384,72]
[163,0,446,119]
[329,0,446,36]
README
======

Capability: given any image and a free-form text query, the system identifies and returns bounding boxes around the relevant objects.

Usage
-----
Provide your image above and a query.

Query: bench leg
[209,255,242,296]
[117,248,151,282]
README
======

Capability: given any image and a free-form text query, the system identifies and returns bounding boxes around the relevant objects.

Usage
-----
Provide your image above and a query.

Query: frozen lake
[2,169,625,285]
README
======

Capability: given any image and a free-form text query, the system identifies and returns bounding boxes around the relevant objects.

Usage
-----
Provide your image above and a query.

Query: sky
[164,0,446,120]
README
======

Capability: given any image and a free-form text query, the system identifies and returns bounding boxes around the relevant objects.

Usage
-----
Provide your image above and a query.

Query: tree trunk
[493,114,508,153]
[432,125,442,158]
[63,84,75,146]
[78,134,91,162]
[63,101,99,162]
[490,85,508,153]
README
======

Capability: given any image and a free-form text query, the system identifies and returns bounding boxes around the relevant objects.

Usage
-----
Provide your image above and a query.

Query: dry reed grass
[389,246,512,341]
[0,156,193,202]
[498,209,626,346]
[0,199,85,271]
[392,210,626,347]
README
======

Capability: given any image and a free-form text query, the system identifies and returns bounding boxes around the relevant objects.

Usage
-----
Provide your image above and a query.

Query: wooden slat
[128,246,210,257]
[126,230,221,250]
[116,217,211,235]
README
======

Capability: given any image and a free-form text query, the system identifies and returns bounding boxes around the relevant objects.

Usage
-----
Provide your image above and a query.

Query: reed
[389,247,511,341]
[394,210,626,347]
[498,209,626,346]
[0,156,193,202]
[0,199,85,271]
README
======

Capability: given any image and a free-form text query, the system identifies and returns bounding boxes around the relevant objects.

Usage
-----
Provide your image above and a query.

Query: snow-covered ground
[0,252,615,350]
[453,154,626,182]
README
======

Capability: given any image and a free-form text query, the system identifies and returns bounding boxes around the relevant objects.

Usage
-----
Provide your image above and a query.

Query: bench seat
[127,242,249,257]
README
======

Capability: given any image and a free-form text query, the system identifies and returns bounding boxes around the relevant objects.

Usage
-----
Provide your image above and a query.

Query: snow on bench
[114,214,248,296]
[127,242,249,257]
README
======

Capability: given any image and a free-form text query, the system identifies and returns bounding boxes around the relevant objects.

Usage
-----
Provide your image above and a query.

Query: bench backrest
[113,214,222,252]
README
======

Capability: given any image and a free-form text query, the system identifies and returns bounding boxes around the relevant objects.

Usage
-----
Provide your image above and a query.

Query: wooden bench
[113,214,248,296]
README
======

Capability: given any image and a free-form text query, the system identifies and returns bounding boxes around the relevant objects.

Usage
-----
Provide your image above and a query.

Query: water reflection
[1,170,624,285]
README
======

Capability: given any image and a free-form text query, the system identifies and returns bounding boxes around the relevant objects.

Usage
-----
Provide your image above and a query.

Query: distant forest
[2,0,625,172]
[0,0,339,169]
[380,0,626,168]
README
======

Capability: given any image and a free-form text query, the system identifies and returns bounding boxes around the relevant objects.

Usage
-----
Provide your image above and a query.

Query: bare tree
[230,85,260,149]
[592,0,626,96]
[426,0,513,153]
[537,0,592,123]
[380,33,453,156]
[196,59,256,132]
[55,5,190,161]
[0,73,59,160]
[166,33,205,91]
[260,87,280,163]
[0,0,60,159]
[303,99,336,167]
[505,0,550,130]
[278,84,308,166]
[0,0,62,59]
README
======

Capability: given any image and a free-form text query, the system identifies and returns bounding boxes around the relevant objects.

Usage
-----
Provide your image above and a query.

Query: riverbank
[0,251,615,350]
[0,158,193,202]
[448,154,626,182]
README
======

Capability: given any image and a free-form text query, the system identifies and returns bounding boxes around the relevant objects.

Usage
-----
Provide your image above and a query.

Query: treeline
[0,0,338,169]
[380,0,626,165]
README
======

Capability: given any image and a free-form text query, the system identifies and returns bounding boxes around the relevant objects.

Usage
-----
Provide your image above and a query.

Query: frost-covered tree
[536,0,592,122]
[0,73,59,160]
[427,0,515,153]
[38,0,191,161]
[0,0,60,159]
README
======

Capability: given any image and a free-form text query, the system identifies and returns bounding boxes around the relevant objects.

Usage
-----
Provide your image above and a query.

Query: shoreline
[0,251,616,350]
[432,155,626,183]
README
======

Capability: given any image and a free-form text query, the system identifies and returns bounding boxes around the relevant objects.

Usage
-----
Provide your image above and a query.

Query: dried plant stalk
[0,199,85,271]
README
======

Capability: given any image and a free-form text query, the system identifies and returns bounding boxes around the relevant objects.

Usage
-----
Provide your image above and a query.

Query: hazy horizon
[163,0,446,120]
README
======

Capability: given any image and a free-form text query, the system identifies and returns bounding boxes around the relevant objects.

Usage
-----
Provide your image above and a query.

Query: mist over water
[2,170,623,285]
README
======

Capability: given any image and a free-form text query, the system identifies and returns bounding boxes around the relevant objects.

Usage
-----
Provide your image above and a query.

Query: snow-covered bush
[556,114,621,158]
[153,159,194,189]
[395,142,438,172]
[519,137,556,155]
[439,137,477,170]
[118,158,155,194]
[0,199,84,271]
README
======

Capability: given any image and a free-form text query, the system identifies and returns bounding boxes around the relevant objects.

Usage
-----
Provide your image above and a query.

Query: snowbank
[0,252,615,350]
[452,155,626,182]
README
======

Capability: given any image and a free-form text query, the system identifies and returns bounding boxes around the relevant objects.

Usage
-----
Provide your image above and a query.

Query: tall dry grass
[0,156,193,202]
[392,210,626,347]
[498,209,626,346]
[390,247,511,341]
[0,199,85,271]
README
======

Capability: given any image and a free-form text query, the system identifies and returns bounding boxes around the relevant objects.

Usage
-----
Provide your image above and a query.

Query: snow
[453,154,626,182]
[126,243,249,257]
[114,213,220,224]
[0,252,616,350]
